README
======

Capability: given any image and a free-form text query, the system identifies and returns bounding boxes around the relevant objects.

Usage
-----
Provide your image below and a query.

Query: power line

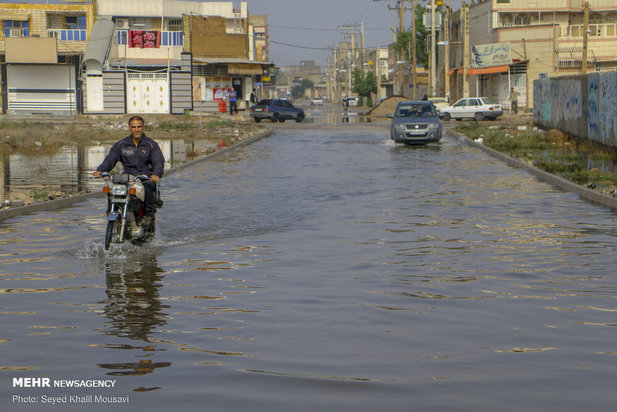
[269,40,333,51]
[269,24,392,32]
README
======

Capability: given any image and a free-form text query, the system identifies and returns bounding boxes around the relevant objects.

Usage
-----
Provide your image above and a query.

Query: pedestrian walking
[250,88,258,105]
[510,87,520,114]
[229,88,238,115]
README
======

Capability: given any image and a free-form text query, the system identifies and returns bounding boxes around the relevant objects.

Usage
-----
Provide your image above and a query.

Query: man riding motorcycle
[92,115,165,227]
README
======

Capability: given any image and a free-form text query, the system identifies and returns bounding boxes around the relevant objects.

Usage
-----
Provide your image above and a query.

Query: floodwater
[2,118,617,411]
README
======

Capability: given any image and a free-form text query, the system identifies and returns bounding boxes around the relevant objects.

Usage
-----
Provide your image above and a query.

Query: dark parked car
[250,99,305,123]
[388,101,442,145]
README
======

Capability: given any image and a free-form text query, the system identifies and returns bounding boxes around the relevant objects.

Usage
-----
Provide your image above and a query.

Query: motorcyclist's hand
[150,175,160,183]
[92,171,101,178]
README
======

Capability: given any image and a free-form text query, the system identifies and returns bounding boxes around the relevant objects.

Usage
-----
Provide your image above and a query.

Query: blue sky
[7,0,464,67]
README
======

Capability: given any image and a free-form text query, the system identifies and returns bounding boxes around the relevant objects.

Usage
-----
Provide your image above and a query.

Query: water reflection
[97,257,171,378]
[322,112,378,125]
[0,138,218,204]
[102,259,168,340]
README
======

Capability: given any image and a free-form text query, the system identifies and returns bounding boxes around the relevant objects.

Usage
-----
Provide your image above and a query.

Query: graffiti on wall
[559,79,582,125]
[599,72,617,145]
[588,74,599,141]
[534,74,617,148]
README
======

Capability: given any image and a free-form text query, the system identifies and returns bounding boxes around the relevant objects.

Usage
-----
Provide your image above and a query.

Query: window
[514,15,530,26]
[4,20,30,37]
[166,18,182,32]
[65,16,86,30]
[501,15,513,27]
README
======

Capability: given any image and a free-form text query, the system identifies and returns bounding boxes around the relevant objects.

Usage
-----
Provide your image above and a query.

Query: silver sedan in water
[388,101,442,145]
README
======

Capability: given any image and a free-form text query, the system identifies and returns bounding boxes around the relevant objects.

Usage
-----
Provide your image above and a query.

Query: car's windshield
[256,99,273,106]
[396,104,435,117]
[481,98,499,105]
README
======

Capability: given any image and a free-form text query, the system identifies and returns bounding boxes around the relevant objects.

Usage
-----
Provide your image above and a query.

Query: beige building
[0,1,96,114]
[445,0,617,109]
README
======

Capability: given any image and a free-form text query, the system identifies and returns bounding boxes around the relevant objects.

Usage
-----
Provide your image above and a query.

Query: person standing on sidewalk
[250,88,258,105]
[510,87,520,114]
[229,88,238,115]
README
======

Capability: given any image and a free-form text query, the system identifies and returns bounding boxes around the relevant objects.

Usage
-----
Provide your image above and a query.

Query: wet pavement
[2,109,617,411]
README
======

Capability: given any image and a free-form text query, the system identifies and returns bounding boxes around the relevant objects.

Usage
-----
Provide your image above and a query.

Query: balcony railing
[48,29,87,41]
[116,30,183,46]
[563,23,617,38]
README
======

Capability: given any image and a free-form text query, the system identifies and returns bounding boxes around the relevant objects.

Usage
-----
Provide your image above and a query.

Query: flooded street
[2,116,617,411]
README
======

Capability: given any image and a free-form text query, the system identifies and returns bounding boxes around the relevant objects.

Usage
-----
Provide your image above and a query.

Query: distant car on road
[439,97,503,121]
[250,99,305,123]
[343,97,358,107]
[388,101,442,145]
[311,97,324,106]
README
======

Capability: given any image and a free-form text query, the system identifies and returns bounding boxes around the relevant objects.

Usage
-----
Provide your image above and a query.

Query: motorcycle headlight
[111,185,127,196]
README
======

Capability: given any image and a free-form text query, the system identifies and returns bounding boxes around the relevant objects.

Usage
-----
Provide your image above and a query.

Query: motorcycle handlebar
[90,173,150,182]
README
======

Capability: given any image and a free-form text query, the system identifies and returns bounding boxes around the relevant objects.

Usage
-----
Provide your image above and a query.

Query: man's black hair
[128,115,145,125]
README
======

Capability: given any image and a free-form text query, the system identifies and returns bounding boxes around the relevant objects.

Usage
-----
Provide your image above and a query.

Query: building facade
[0,1,95,114]
[445,0,617,109]
[1,0,271,115]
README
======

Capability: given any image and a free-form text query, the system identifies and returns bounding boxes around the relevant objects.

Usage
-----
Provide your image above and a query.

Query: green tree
[290,78,314,99]
[393,3,446,69]
[352,69,377,106]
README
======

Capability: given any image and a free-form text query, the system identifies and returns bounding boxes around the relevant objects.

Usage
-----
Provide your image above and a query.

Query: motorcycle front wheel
[105,217,123,250]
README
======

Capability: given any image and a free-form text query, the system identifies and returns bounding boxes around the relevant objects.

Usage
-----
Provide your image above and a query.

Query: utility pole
[462,4,469,97]
[430,0,436,97]
[398,0,405,95]
[582,1,590,74]
[376,46,382,100]
[361,22,366,71]
[339,24,360,96]
[411,0,417,100]
[444,11,449,100]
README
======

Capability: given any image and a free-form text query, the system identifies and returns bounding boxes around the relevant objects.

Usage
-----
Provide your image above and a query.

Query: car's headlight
[395,124,406,131]
[428,123,440,130]
[111,185,127,196]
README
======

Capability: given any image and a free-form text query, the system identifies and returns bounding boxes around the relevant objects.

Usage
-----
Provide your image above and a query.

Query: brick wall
[189,16,247,59]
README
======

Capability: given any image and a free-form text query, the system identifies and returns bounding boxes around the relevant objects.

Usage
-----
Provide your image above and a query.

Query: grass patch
[457,122,617,188]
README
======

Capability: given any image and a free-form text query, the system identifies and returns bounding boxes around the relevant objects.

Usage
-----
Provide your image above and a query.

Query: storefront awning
[466,65,510,75]
[193,57,274,75]
[449,65,510,76]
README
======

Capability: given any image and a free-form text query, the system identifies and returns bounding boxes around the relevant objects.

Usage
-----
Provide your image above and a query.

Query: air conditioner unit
[9,28,23,37]
[116,18,129,30]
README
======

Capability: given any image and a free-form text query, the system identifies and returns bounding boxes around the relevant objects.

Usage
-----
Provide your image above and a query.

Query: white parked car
[311,97,324,106]
[439,97,503,121]
[343,97,358,107]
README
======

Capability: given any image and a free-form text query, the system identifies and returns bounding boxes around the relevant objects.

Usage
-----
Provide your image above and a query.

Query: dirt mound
[365,96,410,117]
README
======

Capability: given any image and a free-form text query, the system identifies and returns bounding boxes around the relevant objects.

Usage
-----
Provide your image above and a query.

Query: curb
[449,129,617,211]
[0,127,274,223]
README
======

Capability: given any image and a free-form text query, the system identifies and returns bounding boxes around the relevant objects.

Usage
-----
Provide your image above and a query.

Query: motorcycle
[92,172,161,250]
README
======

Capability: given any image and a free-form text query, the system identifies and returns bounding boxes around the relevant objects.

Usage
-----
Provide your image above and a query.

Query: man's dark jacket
[97,134,165,177]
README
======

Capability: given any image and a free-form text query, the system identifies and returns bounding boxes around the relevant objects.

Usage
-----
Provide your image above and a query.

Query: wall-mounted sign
[471,42,512,68]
